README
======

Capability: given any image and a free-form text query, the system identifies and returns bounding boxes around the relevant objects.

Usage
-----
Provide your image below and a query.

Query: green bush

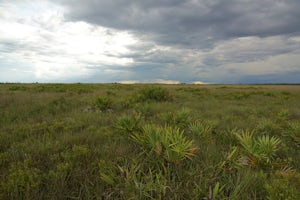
[134,86,171,102]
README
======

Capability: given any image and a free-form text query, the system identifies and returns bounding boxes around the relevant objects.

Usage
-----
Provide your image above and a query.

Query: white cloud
[144,79,180,84]
[192,81,209,84]
[118,80,139,84]
[118,79,180,84]
[0,1,138,82]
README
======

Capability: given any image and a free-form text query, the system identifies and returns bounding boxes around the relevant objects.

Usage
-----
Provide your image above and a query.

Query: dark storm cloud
[55,0,300,47]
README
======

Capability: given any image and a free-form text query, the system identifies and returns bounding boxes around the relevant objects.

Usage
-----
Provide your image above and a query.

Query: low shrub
[134,86,172,102]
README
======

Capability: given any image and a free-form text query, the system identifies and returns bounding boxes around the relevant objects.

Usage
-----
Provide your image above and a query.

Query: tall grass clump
[99,159,168,199]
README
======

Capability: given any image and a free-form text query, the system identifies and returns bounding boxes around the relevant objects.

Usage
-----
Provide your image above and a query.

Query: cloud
[148,79,180,84]
[192,81,209,85]
[1,0,300,83]
[198,52,300,83]
[118,80,139,84]
[118,79,180,84]
[220,53,300,76]
[206,36,300,65]
[0,1,138,82]
[55,0,300,47]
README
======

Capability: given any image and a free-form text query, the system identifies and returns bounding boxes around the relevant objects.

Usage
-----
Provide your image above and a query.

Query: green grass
[0,83,300,199]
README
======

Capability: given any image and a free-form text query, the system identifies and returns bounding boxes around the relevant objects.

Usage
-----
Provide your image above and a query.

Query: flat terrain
[0,83,299,199]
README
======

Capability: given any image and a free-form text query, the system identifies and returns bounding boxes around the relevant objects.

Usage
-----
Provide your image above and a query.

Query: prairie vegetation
[0,83,300,199]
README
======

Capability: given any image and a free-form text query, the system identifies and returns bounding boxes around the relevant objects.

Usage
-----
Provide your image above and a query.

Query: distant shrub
[120,97,135,109]
[134,86,171,102]
[232,92,250,100]
[263,92,277,97]
[106,91,116,96]
[172,107,192,127]
[94,96,113,111]
[159,107,192,128]
[77,89,91,94]
[276,109,289,123]
[256,119,281,135]
[8,85,28,91]
[47,97,68,115]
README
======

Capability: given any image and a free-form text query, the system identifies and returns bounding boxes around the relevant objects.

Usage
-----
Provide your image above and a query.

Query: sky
[1,0,300,84]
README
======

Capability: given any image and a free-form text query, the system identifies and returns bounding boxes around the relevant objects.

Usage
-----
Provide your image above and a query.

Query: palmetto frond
[233,130,282,167]
[233,130,256,155]
[115,113,142,135]
[141,124,197,164]
[256,135,281,162]
[189,121,213,137]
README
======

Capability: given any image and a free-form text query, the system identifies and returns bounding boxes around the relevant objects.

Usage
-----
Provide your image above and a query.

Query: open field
[0,83,300,199]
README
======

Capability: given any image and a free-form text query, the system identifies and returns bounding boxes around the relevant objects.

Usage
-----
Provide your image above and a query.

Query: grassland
[0,83,299,199]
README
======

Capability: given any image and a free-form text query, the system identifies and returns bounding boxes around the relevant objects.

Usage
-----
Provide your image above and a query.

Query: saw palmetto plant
[189,120,213,139]
[115,113,142,135]
[233,130,281,168]
[256,135,281,162]
[134,124,197,165]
